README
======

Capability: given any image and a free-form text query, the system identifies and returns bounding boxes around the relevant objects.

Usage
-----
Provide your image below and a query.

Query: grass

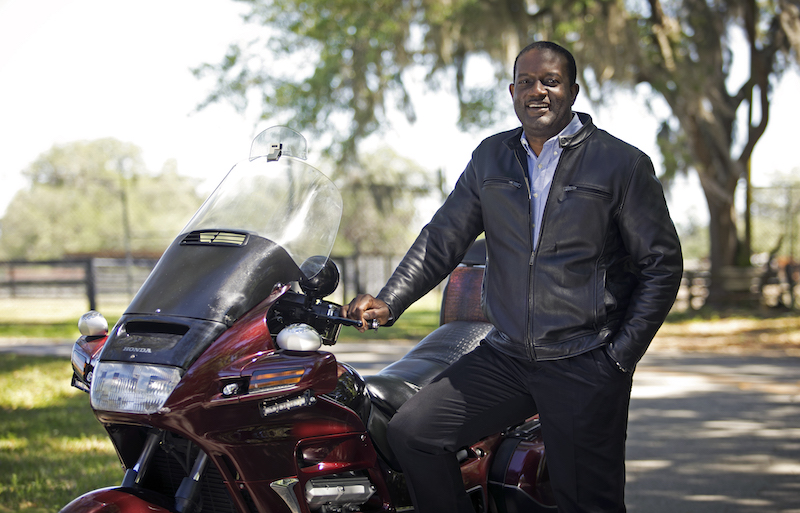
[0,298,128,339]
[338,306,441,342]
[0,354,121,513]
[0,323,80,340]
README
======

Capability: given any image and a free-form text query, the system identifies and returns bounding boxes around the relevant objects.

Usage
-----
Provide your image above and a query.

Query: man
[342,41,683,513]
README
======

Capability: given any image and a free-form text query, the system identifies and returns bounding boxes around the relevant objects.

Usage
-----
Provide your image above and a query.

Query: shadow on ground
[626,352,800,512]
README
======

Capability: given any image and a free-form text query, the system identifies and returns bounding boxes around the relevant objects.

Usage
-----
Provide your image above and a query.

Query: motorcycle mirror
[249,126,307,161]
[276,323,323,352]
[78,310,108,337]
[299,256,340,299]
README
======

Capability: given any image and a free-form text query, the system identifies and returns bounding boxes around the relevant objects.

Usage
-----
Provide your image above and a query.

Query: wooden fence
[0,256,401,312]
[1,258,796,314]
[0,258,158,311]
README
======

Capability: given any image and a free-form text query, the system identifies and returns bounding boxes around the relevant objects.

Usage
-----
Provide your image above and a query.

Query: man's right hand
[341,294,391,333]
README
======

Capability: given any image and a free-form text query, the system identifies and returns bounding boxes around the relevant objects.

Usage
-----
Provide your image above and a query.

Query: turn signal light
[249,367,306,393]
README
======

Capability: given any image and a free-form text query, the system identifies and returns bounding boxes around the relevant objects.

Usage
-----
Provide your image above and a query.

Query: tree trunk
[703,184,740,306]
[668,95,747,307]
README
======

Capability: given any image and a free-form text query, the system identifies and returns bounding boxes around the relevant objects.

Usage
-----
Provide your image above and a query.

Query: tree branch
[648,0,677,71]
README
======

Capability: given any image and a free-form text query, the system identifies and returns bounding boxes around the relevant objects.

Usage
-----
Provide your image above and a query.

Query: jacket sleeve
[606,154,683,371]
[376,158,485,323]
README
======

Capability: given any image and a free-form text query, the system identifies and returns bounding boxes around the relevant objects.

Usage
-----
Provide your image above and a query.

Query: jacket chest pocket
[544,183,617,248]
[480,177,528,232]
[482,178,523,190]
[560,184,613,201]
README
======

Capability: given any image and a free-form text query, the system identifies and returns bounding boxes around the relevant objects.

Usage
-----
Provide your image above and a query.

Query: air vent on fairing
[180,231,249,247]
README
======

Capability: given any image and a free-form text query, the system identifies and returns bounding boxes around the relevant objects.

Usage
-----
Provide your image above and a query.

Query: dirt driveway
[625,316,800,512]
[332,316,800,512]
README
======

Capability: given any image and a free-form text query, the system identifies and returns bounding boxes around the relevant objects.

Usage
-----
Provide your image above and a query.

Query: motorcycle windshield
[182,155,342,279]
[102,128,343,371]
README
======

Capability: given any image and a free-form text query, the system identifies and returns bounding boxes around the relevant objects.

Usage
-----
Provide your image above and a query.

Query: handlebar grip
[327,315,380,330]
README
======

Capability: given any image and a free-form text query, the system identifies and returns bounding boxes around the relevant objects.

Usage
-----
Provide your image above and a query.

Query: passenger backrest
[439,239,489,325]
[440,266,489,325]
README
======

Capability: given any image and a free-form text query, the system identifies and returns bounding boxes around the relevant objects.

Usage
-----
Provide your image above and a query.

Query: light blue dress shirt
[521,113,584,250]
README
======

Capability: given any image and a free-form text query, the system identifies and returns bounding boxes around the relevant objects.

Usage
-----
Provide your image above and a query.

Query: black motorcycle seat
[368,320,493,399]
[363,320,493,470]
[375,320,493,387]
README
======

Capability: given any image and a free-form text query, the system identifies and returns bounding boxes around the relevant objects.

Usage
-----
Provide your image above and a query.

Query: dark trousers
[387,343,634,513]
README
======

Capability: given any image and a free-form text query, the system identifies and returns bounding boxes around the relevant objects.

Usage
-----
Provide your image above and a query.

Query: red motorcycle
[63,127,555,513]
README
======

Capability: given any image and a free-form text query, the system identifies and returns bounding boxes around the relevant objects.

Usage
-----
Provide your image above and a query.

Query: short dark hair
[513,41,577,86]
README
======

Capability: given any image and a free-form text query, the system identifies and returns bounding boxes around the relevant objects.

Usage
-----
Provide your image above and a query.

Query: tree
[0,139,204,261]
[333,146,436,257]
[197,0,800,304]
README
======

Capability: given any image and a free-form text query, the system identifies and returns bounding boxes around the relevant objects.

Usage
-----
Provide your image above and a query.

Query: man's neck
[523,112,580,156]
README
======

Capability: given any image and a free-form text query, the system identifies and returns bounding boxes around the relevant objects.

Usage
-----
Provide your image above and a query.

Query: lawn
[0,354,121,513]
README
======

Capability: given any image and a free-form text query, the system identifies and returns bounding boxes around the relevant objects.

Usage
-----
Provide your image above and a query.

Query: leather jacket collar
[502,111,597,152]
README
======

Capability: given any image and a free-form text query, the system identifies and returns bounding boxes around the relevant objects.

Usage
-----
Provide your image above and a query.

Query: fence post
[9,262,17,297]
[339,257,348,305]
[84,258,97,311]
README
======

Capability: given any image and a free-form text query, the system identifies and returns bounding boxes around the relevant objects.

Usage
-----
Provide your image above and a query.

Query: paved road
[2,338,799,512]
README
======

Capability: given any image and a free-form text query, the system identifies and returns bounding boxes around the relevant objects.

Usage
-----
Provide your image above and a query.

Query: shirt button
[533,193,538,198]
[538,164,543,169]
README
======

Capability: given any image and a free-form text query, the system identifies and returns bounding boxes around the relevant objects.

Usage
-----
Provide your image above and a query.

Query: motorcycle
[62,127,555,513]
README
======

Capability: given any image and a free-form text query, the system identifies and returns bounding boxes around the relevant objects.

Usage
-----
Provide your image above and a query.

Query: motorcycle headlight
[90,362,182,414]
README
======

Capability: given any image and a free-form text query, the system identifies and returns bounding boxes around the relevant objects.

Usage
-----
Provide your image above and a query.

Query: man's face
[509,48,580,147]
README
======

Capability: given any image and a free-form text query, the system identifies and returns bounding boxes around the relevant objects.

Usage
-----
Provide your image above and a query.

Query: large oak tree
[197,0,800,304]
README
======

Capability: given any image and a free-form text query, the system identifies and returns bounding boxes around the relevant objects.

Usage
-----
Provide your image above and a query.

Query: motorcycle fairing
[60,486,173,512]
[98,235,301,370]
[126,233,301,325]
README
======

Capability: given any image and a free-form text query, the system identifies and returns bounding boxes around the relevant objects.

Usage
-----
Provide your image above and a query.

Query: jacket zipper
[514,149,536,361]
[522,146,571,361]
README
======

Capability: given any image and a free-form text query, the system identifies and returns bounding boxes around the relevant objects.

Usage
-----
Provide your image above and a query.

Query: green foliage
[0,140,205,261]
[196,0,419,164]
[0,355,121,512]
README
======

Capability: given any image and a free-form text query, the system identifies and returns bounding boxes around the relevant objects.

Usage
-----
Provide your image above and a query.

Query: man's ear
[509,82,515,99]
[570,83,580,105]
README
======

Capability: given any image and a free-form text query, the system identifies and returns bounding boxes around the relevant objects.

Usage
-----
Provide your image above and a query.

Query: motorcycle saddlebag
[488,436,556,512]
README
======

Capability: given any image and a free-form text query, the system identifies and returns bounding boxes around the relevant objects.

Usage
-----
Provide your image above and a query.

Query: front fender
[60,487,172,513]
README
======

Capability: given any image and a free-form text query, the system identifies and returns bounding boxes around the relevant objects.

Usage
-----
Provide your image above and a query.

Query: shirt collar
[520,113,584,156]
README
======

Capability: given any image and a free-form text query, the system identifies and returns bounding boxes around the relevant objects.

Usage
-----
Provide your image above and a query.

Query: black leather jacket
[377,113,683,371]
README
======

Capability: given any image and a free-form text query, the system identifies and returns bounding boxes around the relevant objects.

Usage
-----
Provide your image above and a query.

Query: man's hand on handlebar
[341,294,391,333]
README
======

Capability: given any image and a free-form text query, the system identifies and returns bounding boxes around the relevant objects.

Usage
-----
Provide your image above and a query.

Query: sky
[1,0,798,230]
